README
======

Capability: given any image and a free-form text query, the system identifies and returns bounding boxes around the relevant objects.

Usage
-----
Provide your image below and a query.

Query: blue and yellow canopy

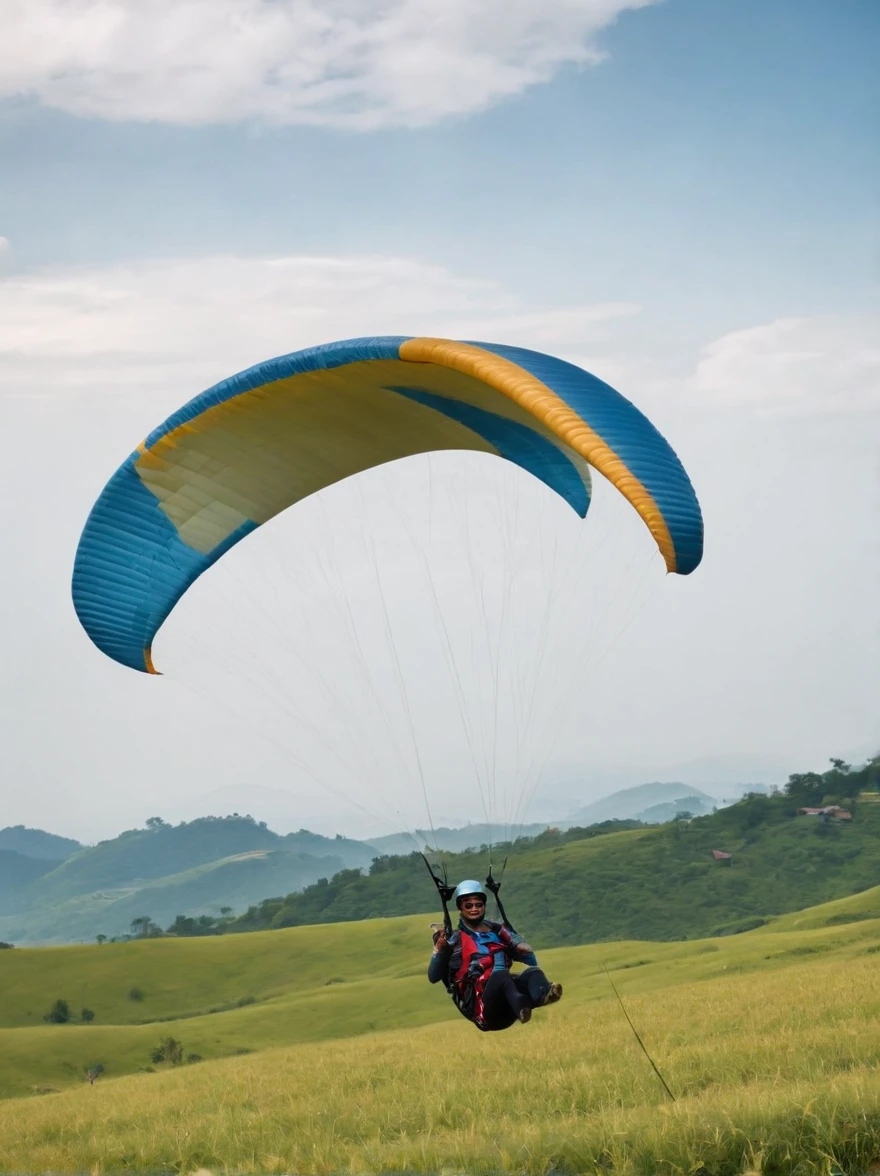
[72,336,704,673]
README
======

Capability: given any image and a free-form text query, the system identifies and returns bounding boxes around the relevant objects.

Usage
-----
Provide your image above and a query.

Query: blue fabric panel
[387,386,590,517]
[145,336,411,448]
[72,456,257,672]
[468,342,704,574]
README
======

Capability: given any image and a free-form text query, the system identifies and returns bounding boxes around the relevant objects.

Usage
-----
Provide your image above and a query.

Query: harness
[421,856,518,1030]
[450,921,515,1029]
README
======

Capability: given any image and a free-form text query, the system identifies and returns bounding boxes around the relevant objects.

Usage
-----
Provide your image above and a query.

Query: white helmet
[452,879,487,908]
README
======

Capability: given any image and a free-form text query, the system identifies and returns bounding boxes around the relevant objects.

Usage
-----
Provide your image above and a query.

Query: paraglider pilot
[428,880,562,1031]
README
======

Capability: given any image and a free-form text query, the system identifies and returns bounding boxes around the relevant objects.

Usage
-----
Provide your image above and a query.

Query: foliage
[149,1037,184,1066]
[42,1000,70,1025]
[166,913,230,937]
[127,988,145,1003]
[129,916,163,939]
[80,1008,95,1024]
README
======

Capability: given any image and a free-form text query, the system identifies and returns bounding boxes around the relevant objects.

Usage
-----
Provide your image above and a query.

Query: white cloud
[1,0,656,128]
[0,252,639,405]
[0,237,10,253]
[690,315,880,414]
[3,254,876,426]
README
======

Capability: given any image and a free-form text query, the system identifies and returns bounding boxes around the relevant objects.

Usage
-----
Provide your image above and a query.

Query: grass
[2,890,880,1173]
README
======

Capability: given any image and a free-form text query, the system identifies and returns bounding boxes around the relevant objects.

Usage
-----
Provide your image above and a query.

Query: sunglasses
[460,898,486,907]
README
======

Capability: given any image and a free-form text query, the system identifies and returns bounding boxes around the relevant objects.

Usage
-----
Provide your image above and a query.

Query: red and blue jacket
[428,919,538,1029]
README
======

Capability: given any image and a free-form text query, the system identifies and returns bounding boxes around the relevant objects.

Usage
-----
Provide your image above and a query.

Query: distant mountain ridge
[365,822,550,857]
[0,816,376,945]
[564,781,718,827]
[0,826,82,861]
[0,778,778,945]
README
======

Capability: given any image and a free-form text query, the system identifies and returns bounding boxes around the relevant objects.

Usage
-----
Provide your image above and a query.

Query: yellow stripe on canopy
[399,338,678,573]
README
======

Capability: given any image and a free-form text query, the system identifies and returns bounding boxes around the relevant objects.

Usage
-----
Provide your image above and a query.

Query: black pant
[480,966,552,1031]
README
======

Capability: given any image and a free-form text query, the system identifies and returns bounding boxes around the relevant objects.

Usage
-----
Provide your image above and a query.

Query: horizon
[1,767,854,847]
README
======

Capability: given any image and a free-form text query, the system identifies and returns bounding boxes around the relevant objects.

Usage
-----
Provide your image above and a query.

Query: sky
[1,0,878,844]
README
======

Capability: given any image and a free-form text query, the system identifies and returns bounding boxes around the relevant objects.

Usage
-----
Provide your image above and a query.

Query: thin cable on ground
[603,963,676,1102]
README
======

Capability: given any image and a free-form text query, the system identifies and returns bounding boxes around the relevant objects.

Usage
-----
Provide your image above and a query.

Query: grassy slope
[2,889,880,1173]
[0,893,875,1171]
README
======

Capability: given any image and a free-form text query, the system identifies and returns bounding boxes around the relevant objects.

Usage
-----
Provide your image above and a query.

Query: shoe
[518,1006,532,1024]
[542,982,563,1006]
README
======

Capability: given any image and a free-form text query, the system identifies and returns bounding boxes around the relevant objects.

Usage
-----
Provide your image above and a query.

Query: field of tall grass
[2,889,880,1174]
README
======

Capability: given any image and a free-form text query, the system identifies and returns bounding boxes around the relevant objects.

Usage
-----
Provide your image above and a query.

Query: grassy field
[2,890,880,1174]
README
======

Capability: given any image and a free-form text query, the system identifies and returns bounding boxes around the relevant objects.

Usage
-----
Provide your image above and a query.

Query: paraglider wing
[72,336,703,674]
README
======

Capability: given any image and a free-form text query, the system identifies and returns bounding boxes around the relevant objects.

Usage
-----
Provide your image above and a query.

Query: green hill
[28,816,373,906]
[2,883,880,1099]
[230,781,880,945]
[0,816,378,945]
[0,848,352,945]
[0,852,56,916]
[564,780,718,825]
[0,826,81,861]
[1,888,880,1173]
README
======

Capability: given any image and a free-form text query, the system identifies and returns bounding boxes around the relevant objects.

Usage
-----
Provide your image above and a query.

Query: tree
[220,906,233,917]
[84,1063,104,1084]
[95,934,107,945]
[43,999,71,1024]
[145,817,168,830]
[130,916,163,938]
[150,1037,184,1066]
[783,772,825,804]
[81,1008,95,1024]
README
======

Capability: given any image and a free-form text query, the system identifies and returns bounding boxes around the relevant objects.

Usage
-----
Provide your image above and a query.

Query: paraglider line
[602,963,676,1102]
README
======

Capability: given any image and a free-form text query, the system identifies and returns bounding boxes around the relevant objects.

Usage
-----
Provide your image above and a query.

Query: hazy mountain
[366,822,550,857]
[28,815,373,907]
[635,795,716,824]
[563,782,718,827]
[0,815,378,945]
[0,847,351,945]
[0,851,58,915]
[0,826,82,861]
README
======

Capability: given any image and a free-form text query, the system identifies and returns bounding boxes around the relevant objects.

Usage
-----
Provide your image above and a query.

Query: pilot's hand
[430,923,448,951]
[516,941,533,955]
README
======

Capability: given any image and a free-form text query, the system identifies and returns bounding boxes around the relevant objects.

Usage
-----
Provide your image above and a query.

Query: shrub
[150,1037,184,1066]
[43,999,71,1024]
[81,1008,95,1023]
[128,987,145,1002]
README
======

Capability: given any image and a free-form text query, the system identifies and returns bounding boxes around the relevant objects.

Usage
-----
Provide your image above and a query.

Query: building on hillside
[796,806,852,820]
[712,849,733,864]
